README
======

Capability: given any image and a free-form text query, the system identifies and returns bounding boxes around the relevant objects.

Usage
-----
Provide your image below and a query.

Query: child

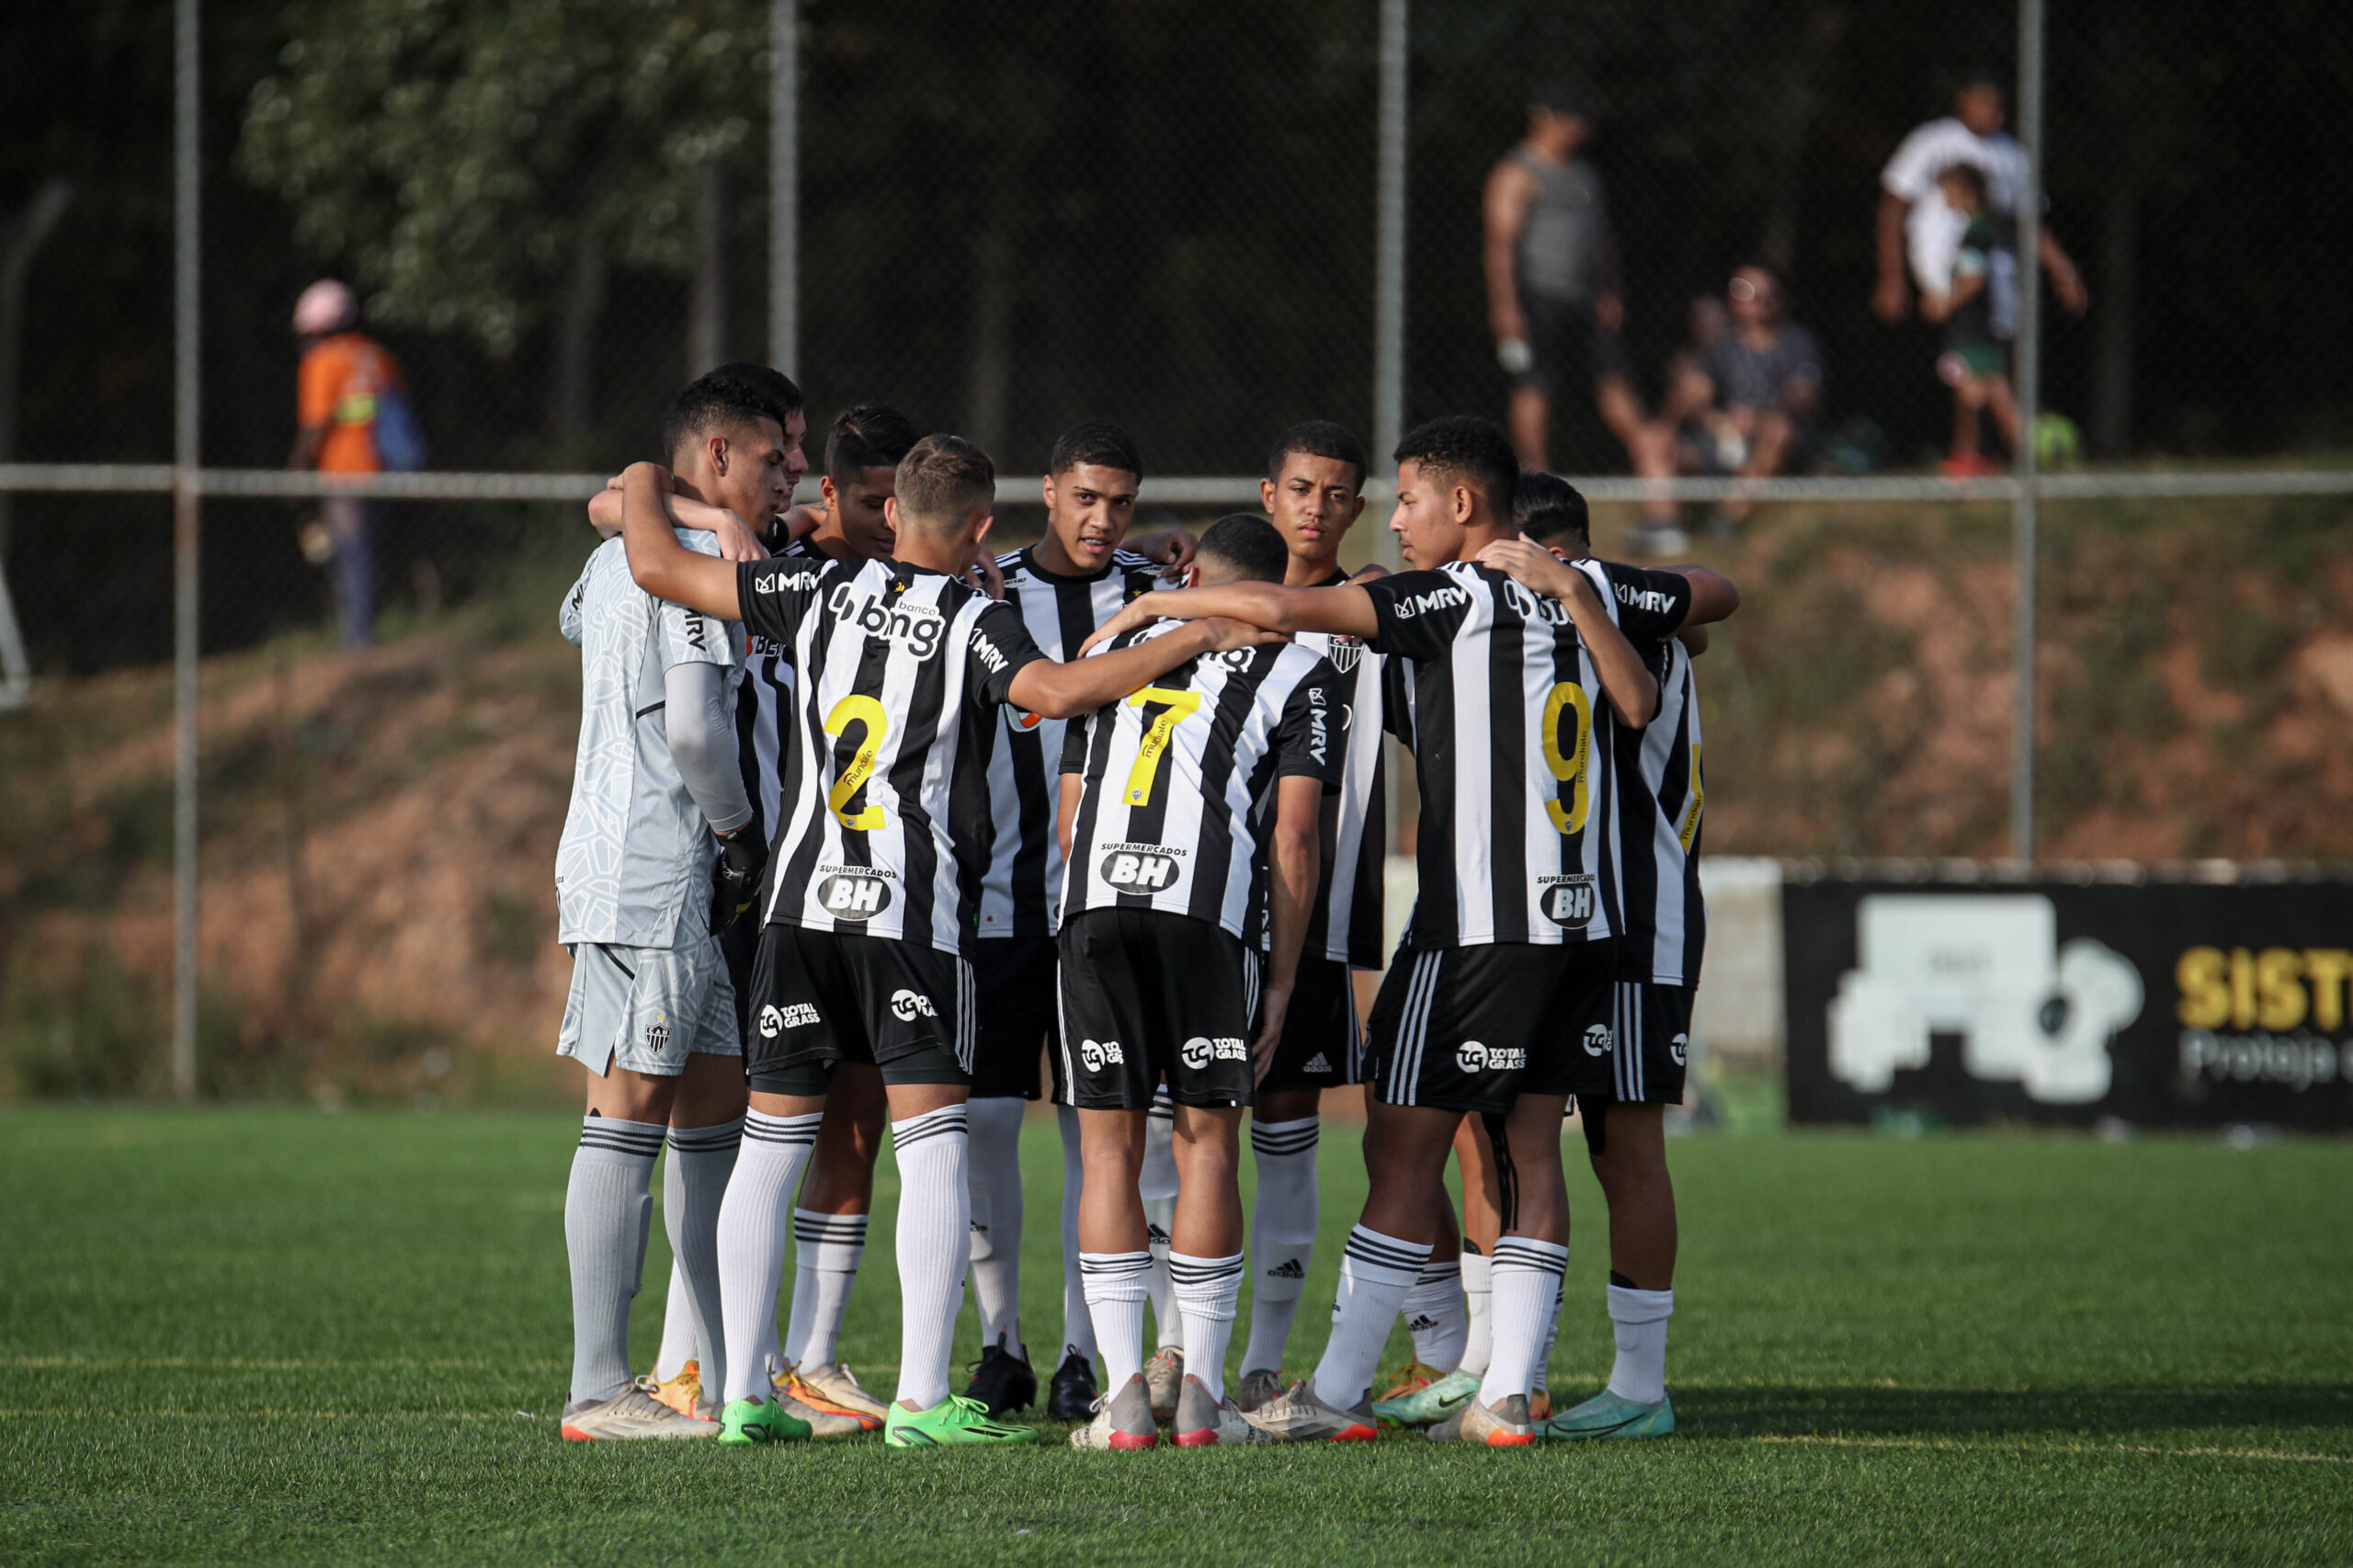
[1921,162,2018,477]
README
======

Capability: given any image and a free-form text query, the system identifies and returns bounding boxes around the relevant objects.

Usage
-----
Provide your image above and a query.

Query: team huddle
[551,362,1736,1450]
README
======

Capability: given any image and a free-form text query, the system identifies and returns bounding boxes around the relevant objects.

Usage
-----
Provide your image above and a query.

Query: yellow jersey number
[1541,681,1593,835]
[824,694,890,831]
[1121,687,1203,807]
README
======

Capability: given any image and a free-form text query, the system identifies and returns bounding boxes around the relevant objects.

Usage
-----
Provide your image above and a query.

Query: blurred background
[2,0,2348,1113]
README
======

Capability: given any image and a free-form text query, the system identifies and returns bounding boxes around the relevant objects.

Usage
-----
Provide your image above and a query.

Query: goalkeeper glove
[712,828,767,933]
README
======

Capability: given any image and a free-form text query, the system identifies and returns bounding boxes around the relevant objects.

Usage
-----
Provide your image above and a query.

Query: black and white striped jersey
[733,555,1047,956]
[1598,574,1704,987]
[730,536,824,855]
[1290,570,1408,969]
[1059,623,1343,943]
[1362,558,1689,949]
[975,547,1163,939]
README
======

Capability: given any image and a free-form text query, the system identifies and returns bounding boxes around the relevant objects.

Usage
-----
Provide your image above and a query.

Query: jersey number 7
[1122,686,1202,808]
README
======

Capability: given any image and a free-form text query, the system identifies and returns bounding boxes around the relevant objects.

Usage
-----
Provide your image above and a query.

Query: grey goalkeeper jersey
[554,530,743,948]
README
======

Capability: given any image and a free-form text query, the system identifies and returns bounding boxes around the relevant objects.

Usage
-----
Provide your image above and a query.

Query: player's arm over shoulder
[1595,560,1740,638]
[615,462,742,622]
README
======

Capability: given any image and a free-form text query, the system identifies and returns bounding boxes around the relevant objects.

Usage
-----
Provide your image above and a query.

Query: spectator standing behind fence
[1484,81,1648,479]
[1918,165,2020,475]
[289,278,420,648]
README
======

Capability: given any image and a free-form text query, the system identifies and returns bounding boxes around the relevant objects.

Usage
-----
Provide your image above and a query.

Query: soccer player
[1086,415,1735,1446]
[613,433,1279,1449]
[964,421,1165,1421]
[1060,513,1339,1449]
[1232,422,1401,1414]
[551,365,801,1441]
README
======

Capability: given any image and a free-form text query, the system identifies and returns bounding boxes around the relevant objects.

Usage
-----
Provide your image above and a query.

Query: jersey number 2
[1542,682,1593,834]
[824,695,889,831]
[1122,687,1202,807]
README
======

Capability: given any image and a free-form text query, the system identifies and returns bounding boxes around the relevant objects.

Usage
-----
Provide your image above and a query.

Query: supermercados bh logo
[813,863,898,920]
[1098,840,1187,893]
[828,582,944,658]
[1540,873,1598,928]
[1455,1040,1528,1073]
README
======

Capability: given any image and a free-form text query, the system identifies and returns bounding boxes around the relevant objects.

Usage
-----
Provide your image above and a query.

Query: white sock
[1240,1116,1319,1375]
[715,1110,819,1403]
[1055,1106,1097,1364]
[890,1105,971,1410]
[1141,1095,1182,1352]
[1404,1256,1467,1373]
[1460,1247,1494,1376]
[1606,1284,1676,1405]
[564,1115,664,1405]
[653,1262,696,1382]
[787,1208,868,1370]
[1169,1252,1245,1403]
[964,1096,1028,1355]
[1479,1236,1568,1409]
[1308,1226,1431,1410]
[1534,1276,1565,1392]
[1080,1250,1154,1390]
[664,1117,740,1403]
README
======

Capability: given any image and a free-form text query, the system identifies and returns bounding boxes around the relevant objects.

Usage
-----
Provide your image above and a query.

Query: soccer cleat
[1372,1366,1480,1428]
[884,1393,1040,1449]
[1172,1375,1268,1448]
[559,1385,720,1442]
[1143,1346,1185,1423]
[1529,1389,1553,1423]
[1047,1346,1099,1421]
[717,1396,813,1446]
[1540,1389,1676,1441]
[1427,1393,1537,1448]
[1239,1379,1380,1443]
[962,1342,1039,1418]
[1235,1367,1287,1414]
[780,1366,883,1433]
[646,1360,702,1419]
[795,1361,890,1424]
[1069,1373,1159,1451]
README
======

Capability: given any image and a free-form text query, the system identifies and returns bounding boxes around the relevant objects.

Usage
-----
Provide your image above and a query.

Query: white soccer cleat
[559,1385,721,1441]
[1143,1346,1185,1424]
[794,1360,890,1422]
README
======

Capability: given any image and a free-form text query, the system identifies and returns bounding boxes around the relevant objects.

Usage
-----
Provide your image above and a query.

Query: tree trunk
[2090,178,2138,457]
[689,151,726,378]
[967,219,1013,461]
[551,216,608,467]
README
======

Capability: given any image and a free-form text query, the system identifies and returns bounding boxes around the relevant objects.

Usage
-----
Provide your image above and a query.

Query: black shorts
[971,935,1059,1100]
[745,925,973,1087]
[1574,980,1694,1154]
[1519,290,1631,395]
[1367,939,1619,1114]
[1256,956,1367,1094]
[1056,907,1258,1111]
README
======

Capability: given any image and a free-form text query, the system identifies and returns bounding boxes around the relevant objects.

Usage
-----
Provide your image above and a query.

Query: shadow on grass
[1677,1383,2353,1439]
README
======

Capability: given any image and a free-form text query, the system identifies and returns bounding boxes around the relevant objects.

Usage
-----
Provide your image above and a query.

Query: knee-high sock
[565,1115,665,1405]
[715,1109,820,1403]
[891,1106,971,1410]
[654,1263,697,1382]
[664,1117,740,1403]
[1081,1250,1154,1390]
[1308,1225,1431,1411]
[1141,1094,1181,1351]
[1533,1275,1565,1392]
[1606,1283,1676,1404]
[1459,1244,1495,1376]
[785,1208,868,1371]
[1404,1256,1467,1374]
[1169,1251,1245,1403]
[1055,1106,1097,1363]
[964,1096,1028,1355]
[1241,1115,1319,1376]
[1479,1236,1568,1409]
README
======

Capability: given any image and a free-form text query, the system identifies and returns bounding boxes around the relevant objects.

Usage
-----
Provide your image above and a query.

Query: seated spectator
[1918,162,2018,475]
[1631,265,1823,544]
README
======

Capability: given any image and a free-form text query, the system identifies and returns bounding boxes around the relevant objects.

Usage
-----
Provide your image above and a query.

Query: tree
[240,0,761,461]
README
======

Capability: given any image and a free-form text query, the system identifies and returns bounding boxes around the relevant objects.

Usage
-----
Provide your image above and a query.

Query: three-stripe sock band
[1081,1250,1155,1390]
[1480,1236,1568,1409]
[890,1105,972,1410]
[565,1116,664,1405]
[716,1111,823,1403]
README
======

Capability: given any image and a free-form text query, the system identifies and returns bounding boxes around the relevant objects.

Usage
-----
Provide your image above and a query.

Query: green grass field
[1,1108,2347,1566]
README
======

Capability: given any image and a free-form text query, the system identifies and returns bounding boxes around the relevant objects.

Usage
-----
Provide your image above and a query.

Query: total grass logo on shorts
[1080,1039,1125,1072]
[1584,1024,1614,1057]
[1181,1036,1248,1070]
[890,989,937,1022]
[1671,1032,1689,1066]
[1456,1040,1528,1073]
[756,1003,821,1039]
[813,863,897,920]
[1540,872,1599,929]
[1097,839,1187,894]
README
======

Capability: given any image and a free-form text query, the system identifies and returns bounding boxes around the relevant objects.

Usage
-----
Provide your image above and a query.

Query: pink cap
[293,278,358,335]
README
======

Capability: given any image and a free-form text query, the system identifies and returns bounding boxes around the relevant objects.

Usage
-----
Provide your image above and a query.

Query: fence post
[2010,0,2044,861]
[769,0,798,379]
[171,0,201,1101]
[1371,0,1407,537]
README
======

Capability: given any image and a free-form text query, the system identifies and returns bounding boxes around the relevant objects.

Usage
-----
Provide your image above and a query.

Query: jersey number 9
[1542,681,1593,835]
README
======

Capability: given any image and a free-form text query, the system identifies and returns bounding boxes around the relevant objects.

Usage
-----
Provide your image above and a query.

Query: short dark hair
[825,403,920,486]
[664,363,802,464]
[1049,419,1143,482]
[1514,471,1590,556]
[894,434,995,532]
[1267,421,1369,489]
[1394,415,1518,518]
[1196,513,1290,585]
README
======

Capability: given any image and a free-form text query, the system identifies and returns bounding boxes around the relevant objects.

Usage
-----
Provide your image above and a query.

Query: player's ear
[883,495,901,531]
[1453,482,1476,523]
[1258,476,1278,514]
[820,474,838,508]
[1545,545,1571,562]
[1182,562,1202,589]
[1349,493,1367,521]
[708,433,729,476]
[1040,473,1057,511]
[970,508,995,548]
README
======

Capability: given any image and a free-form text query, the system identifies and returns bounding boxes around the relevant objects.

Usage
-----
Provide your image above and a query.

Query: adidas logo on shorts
[1405,1313,1438,1333]
[1302,1052,1334,1074]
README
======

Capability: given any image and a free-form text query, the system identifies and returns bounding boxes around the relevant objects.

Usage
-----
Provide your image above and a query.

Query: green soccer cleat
[1372,1367,1481,1428]
[1538,1389,1676,1441]
[883,1393,1040,1449]
[718,1396,813,1446]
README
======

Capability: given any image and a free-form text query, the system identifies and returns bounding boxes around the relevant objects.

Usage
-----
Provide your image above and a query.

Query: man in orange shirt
[290,279,404,647]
